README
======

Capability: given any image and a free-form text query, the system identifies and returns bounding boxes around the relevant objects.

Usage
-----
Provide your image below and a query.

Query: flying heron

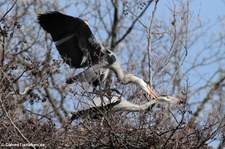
[38,11,157,99]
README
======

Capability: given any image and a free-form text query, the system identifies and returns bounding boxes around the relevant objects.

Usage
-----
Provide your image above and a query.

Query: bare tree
[0,0,224,148]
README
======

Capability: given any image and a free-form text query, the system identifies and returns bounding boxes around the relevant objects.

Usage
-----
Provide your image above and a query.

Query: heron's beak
[167,96,182,103]
[147,86,158,100]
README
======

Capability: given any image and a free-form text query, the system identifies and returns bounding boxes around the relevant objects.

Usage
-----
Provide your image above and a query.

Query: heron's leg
[80,48,89,65]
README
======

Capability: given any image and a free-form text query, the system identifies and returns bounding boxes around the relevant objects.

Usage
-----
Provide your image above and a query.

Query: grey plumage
[70,89,182,120]
[38,11,158,99]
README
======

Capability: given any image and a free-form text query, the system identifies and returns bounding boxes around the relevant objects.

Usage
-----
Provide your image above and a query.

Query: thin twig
[115,1,153,46]
[0,0,17,22]
[0,97,35,149]
[147,0,159,98]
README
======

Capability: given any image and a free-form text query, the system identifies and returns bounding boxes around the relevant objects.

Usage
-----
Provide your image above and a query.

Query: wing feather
[38,11,105,68]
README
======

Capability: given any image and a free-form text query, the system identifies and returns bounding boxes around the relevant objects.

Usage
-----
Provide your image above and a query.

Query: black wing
[38,11,105,68]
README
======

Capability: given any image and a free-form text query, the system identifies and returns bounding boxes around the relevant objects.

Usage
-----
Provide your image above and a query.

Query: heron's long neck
[110,60,149,90]
[110,61,125,81]
[113,100,157,112]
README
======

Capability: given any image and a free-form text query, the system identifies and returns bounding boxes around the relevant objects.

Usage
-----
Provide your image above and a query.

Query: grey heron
[38,11,157,100]
[70,89,182,120]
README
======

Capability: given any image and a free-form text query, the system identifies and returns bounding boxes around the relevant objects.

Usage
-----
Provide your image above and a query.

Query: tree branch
[115,1,153,46]
[0,97,35,149]
[147,0,159,98]
[191,76,225,122]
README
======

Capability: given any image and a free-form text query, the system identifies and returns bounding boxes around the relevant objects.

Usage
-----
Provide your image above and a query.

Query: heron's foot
[80,56,88,65]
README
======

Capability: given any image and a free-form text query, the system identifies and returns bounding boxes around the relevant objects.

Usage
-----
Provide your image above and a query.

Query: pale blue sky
[1,0,224,148]
[16,0,225,147]
[63,1,225,147]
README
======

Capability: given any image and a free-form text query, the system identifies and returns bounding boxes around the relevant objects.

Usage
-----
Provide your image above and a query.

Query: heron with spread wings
[38,11,158,100]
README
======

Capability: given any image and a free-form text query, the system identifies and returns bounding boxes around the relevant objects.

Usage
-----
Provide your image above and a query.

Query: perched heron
[38,11,158,100]
[70,89,182,120]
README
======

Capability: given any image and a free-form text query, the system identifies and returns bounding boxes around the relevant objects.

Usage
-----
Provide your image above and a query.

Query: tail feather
[66,68,98,84]
[66,66,110,87]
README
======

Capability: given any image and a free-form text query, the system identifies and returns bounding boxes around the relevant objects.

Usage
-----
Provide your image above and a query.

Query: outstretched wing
[38,11,105,68]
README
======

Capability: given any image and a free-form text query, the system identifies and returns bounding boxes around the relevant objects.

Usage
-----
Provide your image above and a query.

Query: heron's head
[157,95,183,104]
[133,78,158,100]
